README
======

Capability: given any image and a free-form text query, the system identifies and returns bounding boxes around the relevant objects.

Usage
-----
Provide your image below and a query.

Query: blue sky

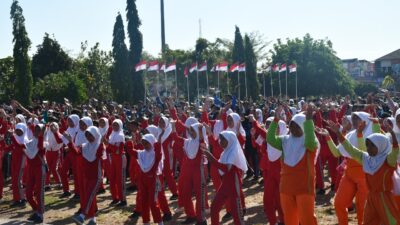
[0,0,399,61]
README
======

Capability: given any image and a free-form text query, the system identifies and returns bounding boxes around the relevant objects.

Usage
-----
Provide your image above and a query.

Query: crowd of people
[1,91,400,225]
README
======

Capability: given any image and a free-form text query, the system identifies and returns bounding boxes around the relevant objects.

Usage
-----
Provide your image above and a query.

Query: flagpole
[144,69,147,104]
[278,71,282,98]
[156,71,160,96]
[227,72,230,95]
[245,68,248,98]
[263,71,266,98]
[175,68,178,98]
[270,71,273,97]
[196,63,199,100]
[217,70,220,93]
[164,70,167,96]
[237,70,240,100]
[285,68,288,100]
[206,69,209,96]
[295,70,298,101]
[186,75,190,103]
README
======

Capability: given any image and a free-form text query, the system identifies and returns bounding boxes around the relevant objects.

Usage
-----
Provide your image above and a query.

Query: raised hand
[326,120,341,134]
[306,103,315,120]
[63,132,72,143]
[275,106,283,121]
[203,123,212,136]
[170,120,176,133]
[248,114,255,123]
[315,127,330,137]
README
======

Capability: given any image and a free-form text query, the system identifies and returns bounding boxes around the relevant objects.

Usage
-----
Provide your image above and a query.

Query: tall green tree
[126,0,144,103]
[231,26,245,97]
[270,34,354,98]
[10,0,32,105]
[31,33,72,80]
[244,34,259,100]
[111,13,130,103]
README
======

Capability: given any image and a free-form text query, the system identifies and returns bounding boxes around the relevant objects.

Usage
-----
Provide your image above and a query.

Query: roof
[341,58,358,63]
[376,49,400,61]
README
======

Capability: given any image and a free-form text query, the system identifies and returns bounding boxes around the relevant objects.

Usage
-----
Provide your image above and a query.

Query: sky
[1,0,399,62]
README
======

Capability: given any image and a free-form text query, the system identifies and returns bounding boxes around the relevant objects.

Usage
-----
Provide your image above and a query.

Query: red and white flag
[279,64,287,72]
[166,61,176,72]
[218,62,228,72]
[198,62,207,72]
[135,60,147,72]
[265,65,272,72]
[239,63,246,72]
[272,64,280,72]
[189,63,198,73]
[147,61,159,72]
[289,64,297,73]
[184,66,189,78]
[160,63,166,72]
[229,63,239,72]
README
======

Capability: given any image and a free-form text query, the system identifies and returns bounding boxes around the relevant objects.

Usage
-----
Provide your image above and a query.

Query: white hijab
[24,124,44,159]
[158,116,172,143]
[27,118,39,139]
[184,117,199,138]
[82,126,102,162]
[99,117,109,137]
[218,131,248,175]
[14,123,28,145]
[16,114,26,124]
[338,112,373,158]
[146,125,160,137]
[45,122,63,151]
[363,133,391,175]
[183,123,208,159]
[213,120,224,140]
[109,119,125,145]
[75,117,93,147]
[137,134,157,173]
[226,113,246,138]
[393,109,400,134]
[62,114,80,145]
[281,114,309,167]
[255,109,263,124]
[268,118,288,162]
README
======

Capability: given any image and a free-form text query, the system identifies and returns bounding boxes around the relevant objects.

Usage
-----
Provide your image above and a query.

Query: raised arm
[266,107,283,151]
[304,105,318,151]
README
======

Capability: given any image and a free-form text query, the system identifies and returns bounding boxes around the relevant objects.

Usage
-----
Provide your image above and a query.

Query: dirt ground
[0,174,357,225]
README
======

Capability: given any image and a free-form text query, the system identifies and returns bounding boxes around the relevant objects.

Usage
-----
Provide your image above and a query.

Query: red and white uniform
[44,122,63,187]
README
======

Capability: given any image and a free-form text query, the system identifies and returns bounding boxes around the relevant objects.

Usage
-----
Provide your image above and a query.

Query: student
[69,126,104,225]
[251,116,286,225]
[267,104,319,225]
[24,124,46,224]
[321,112,378,225]
[6,123,29,207]
[171,122,208,225]
[44,122,63,191]
[98,117,111,194]
[59,114,80,198]
[203,130,247,225]
[107,119,127,206]
[325,122,400,225]
[129,133,164,225]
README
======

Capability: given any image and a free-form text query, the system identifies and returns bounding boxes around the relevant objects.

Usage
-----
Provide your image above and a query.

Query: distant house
[375,49,400,77]
[341,58,378,85]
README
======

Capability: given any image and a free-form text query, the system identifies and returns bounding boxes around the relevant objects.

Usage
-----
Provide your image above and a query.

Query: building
[341,58,378,85]
[375,49,400,77]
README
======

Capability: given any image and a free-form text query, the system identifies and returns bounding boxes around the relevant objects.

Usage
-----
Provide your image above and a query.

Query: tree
[126,0,144,103]
[31,33,72,80]
[10,0,32,105]
[111,13,130,103]
[270,34,354,98]
[244,34,259,100]
[231,26,245,97]
[33,71,88,104]
[0,57,15,101]
[354,82,378,97]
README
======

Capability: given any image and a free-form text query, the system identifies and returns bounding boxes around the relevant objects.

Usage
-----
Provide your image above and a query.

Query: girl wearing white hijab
[128,134,164,225]
[267,105,319,225]
[226,113,246,147]
[98,117,110,194]
[321,111,380,225]
[59,114,80,198]
[107,119,127,206]
[171,122,208,225]
[251,115,287,225]
[44,122,63,189]
[69,126,104,225]
[157,116,178,199]
[24,124,46,223]
[6,123,29,207]
[203,131,247,225]
[331,123,400,225]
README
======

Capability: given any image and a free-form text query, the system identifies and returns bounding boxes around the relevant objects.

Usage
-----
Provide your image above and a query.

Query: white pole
[217,70,220,92]
[206,69,209,96]
[296,68,298,100]
[156,71,160,95]
[196,65,199,100]
[143,69,147,104]
[285,69,288,100]
[175,68,178,98]
[263,72,266,98]
[227,72,230,95]
[245,69,248,98]
[186,76,189,103]
[278,71,281,97]
[238,70,240,100]
[270,71,273,97]
[164,70,167,96]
